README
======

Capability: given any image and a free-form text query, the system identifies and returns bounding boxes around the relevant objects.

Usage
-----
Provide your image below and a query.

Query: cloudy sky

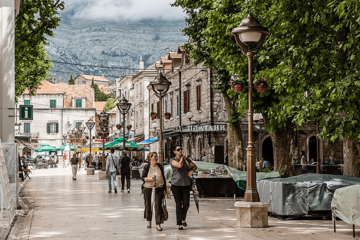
[64,0,186,21]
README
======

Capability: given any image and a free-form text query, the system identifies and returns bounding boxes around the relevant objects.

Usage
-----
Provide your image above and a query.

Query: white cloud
[64,0,185,21]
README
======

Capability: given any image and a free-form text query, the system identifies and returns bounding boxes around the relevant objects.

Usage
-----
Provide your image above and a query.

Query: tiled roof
[169,52,182,59]
[76,74,109,82]
[95,102,107,113]
[23,80,64,94]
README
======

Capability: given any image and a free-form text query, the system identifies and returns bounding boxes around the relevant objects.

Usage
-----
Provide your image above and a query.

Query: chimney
[138,56,144,72]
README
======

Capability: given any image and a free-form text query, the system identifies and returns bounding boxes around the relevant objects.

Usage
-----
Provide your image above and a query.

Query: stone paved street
[7,167,359,240]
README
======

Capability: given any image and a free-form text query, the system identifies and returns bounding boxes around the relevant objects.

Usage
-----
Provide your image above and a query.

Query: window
[196,86,201,110]
[151,103,154,113]
[184,90,190,113]
[47,122,59,133]
[176,95,179,116]
[170,97,173,114]
[24,123,30,133]
[76,122,82,129]
[50,99,56,108]
[76,99,82,108]
[24,100,30,105]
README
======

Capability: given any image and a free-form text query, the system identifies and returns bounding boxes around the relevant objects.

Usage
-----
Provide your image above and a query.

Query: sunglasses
[175,148,183,151]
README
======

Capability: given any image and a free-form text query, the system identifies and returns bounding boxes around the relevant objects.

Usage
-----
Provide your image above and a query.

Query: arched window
[197,138,202,161]
[187,139,192,157]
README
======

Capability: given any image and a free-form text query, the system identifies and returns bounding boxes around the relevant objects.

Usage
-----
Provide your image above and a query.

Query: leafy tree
[68,74,75,85]
[15,0,65,100]
[104,98,116,112]
[91,83,109,102]
[173,0,360,176]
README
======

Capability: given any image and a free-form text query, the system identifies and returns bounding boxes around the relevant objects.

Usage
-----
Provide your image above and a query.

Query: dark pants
[121,172,130,190]
[143,187,164,224]
[171,185,190,225]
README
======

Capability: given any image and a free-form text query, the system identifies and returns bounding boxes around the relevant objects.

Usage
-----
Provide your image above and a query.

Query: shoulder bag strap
[111,154,116,167]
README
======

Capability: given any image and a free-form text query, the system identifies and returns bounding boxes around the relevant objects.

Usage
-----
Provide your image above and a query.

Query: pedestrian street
[7,166,357,240]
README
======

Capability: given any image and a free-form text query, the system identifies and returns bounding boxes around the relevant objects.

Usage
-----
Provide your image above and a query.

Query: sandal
[182,221,187,227]
[156,225,163,231]
[178,225,184,230]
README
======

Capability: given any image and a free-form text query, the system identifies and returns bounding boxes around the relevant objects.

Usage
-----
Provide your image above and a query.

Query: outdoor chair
[23,169,32,180]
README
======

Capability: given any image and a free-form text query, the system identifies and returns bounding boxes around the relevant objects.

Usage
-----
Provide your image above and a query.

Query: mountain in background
[46,11,187,82]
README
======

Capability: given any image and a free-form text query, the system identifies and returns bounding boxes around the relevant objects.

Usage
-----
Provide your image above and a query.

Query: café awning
[137,136,158,145]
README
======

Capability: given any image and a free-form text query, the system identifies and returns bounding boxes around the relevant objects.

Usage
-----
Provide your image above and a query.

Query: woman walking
[141,152,167,231]
[170,144,197,230]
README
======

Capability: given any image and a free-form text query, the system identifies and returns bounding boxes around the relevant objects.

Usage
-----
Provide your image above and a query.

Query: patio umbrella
[103,138,143,151]
[192,177,200,213]
[56,144,77,151]
[35,143,56,152]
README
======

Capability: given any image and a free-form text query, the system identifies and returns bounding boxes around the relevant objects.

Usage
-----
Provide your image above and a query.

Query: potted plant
[164,112,171,119]
[255,77,269,93]
[86,136,89,139]
[92,136,95,140]
[150,112,157,120]
[116,124,121,130]
[232,78,246,93]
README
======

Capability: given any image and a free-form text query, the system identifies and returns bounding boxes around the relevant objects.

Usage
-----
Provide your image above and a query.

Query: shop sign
[188,124,226,132]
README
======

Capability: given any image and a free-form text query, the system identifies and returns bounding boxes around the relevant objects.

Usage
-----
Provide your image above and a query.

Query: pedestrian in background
[170,144,197,230]
[106,149,119,193]
[70,153,79,180]
[63,154,67,168]
[120,151,131,193]
[200,150,208,162]
[141,152,167,231]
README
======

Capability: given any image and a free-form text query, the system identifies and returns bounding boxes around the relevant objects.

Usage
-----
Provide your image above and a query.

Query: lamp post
[116,96,132,151]
[149,72,171,166]
[86,118,96,174]
[97,110,109,171]
[78,124,86,168]
[231,13,269,203]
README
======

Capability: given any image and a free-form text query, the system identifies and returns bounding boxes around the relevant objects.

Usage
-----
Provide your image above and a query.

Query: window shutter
[56,123,59,133]
[183,91,187,113]
[197,86,201,110]
[47,123,50,133]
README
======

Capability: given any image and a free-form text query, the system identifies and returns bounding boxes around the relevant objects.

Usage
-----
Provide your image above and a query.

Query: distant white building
[74,73,109,88]
[16,80,96,156]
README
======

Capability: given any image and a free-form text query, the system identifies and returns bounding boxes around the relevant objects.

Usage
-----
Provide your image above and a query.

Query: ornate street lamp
[231,13,270,228]
[86,118,96,174]
[149,72,171,167]
[116,96,132,152]
[97,110,109,171]
[231,12,269,203]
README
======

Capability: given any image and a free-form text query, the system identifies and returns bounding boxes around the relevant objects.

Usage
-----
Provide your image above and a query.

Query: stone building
[15,80,96,156]
[74,73,109,88]
[149,46,228,163]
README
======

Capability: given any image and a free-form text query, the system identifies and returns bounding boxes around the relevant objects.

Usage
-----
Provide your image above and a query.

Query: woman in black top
[170,144,197,230]
[141,152,167,231]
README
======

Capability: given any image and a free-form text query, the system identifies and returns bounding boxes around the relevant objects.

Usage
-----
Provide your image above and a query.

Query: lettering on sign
[187,124,226,132]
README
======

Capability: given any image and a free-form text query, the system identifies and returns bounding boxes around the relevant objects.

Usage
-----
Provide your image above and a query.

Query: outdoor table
[195,175,244,198]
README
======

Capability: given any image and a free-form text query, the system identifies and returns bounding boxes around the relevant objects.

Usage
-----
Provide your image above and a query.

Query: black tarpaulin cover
[257,173,360,216]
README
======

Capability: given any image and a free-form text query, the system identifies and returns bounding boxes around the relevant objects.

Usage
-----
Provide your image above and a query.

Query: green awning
[56,144,77,151]
[35,143,56,152]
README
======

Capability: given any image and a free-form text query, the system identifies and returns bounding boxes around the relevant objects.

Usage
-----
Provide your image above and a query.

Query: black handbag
[162,198,168,221]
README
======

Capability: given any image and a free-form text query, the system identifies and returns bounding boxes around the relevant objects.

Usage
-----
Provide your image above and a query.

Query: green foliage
[104,98,116,112]
[173,0,360,142]
[15,0,65,101]
[68,74,75,85]
[91,83,110,102]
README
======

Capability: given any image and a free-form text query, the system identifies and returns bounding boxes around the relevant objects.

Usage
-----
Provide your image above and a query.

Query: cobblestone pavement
[7,166,359,240]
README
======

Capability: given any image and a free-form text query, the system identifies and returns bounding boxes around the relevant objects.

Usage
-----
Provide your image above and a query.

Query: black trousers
[143,187,164,224]
[121,172,130,190]
[171,185,190,225]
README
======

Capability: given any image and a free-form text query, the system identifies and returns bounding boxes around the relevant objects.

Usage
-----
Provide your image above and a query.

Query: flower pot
[116,124,121,130]
[151,114,157,120]
[164,113,171,119]
[257,86,267,93]
[230,82,236,87]
[234,84,245,93]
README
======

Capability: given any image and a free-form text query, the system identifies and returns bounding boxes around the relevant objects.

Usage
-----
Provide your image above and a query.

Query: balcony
[15,132,39,139]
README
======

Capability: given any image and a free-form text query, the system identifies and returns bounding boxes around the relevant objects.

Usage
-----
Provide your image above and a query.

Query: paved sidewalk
[7,167,359,239]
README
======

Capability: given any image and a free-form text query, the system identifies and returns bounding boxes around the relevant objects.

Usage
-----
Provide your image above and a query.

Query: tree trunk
[223,94,245,170]
[343,137,360,177]
[270,119,296,177]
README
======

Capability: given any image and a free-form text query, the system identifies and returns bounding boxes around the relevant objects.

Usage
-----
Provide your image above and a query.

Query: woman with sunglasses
[170,144,197,230]
[141,152,167,231]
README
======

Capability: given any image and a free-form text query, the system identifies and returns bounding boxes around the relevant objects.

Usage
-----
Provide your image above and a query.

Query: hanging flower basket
[234,84,245,93]
[116,124,121,130]
[83,139,87,143]
[86,136,89,139]
[151,112,157,120]
[255,77,269,93]
[127,125,132,130]
[92,136,95,139]
[164,112,171,119]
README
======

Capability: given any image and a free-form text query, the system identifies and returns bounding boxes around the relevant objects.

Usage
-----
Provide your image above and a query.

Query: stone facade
[74,73,109,88]
[16,81,96,156]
